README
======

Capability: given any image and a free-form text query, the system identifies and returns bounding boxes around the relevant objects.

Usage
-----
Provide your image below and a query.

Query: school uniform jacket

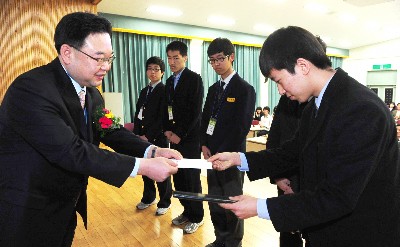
[200,73,256,153]
[163,67,204,143]
[245,68,400,246]
[133,82,167,147]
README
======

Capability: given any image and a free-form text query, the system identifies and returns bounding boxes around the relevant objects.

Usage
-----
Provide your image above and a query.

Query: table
[249,125,267,137]
[246,136,267,151]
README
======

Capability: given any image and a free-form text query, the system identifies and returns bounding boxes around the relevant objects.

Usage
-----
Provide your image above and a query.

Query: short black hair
[54,12,112,54]
[259,26,331,78]
[146,56,165,73]
[207,38,235,57]
[263,106,270,112]
[166,41,188,56]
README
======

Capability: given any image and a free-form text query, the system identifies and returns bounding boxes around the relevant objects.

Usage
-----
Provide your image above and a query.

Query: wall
[0,0,99,103]
[342,38,400,102]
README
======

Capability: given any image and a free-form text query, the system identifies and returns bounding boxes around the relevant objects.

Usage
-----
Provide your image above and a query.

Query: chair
[124,122,134,132]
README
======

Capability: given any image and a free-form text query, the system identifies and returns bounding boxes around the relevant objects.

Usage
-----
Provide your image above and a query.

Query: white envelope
[173,159,213,169]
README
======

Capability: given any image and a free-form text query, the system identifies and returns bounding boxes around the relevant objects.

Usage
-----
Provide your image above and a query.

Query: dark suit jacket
[200,73,255,154]
[267,95,308,186]
[246,68,400,246]
[164,67,204,142]
[0,58,151,246]
[133,82,167,147]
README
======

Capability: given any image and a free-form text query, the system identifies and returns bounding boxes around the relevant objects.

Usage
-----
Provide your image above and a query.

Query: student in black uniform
[133,56,172,216]
[163,41,205,234]
[200,38,256,247]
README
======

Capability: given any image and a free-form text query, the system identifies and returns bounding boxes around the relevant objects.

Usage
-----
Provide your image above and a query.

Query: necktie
[218,81,225,100]
[78,89,86,109]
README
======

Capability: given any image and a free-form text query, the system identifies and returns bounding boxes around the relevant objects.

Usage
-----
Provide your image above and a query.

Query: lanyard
[211,82,229,119]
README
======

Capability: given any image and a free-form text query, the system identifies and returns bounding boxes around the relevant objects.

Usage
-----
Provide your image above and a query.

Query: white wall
[342,38,400,102]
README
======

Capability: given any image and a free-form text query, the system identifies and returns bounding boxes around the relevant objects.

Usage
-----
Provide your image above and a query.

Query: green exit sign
[372,64,392,70]
[372,64,381,70]
[383,64,392,69]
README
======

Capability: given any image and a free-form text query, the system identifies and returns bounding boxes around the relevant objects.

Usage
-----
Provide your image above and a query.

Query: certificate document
[173,159,213,169]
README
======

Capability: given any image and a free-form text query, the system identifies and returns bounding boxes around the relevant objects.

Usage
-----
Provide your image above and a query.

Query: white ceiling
[98,0,400,50]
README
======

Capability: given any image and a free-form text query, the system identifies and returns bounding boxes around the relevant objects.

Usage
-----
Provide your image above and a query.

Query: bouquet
[93,106,121,137]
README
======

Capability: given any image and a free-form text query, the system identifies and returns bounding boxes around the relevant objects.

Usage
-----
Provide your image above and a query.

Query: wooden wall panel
[0,0,101,103]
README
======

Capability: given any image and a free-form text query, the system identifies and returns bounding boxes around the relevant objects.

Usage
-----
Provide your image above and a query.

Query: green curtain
[267,55,344,110]
[201,41,219,105]
[103,31,190,123]
[201,41,261,108]
[329,56,343,69]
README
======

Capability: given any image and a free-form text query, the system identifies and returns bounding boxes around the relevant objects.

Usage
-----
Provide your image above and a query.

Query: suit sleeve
[5,77,138,187]
[144,87,166,142]
[174,73,204,139]
[200,85,215,147]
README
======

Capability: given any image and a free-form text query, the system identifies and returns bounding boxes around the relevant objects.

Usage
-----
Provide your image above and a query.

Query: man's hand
[208,152,241,171]
[138,157,178,182]
[139,135,148,141]
[219,195,258,219]
[275,178,294,194]
[153,147,183,160]
[202,146,212,159]
[164,131,172,139]
[169,133,181,144]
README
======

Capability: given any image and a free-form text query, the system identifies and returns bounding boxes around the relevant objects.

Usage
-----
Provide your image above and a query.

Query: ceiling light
[253,24,276,34]
[207,15,235,26]
[304,3,329,14]
[146,5,182,17]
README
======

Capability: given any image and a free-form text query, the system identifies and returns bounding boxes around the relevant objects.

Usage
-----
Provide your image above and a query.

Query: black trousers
[170,140,204,223]
[207,168,244,247]
[141,175,172,208]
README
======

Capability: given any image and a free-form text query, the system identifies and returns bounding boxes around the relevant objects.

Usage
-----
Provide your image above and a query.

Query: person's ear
[296,58,311,75]
[229,53,235,62]
[59,44,73,65]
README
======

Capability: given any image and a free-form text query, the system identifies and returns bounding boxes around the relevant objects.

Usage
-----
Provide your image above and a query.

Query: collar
[149,80,161,88]
[220,70,236,88]
[61,64,86,94]
[314,71,335,109]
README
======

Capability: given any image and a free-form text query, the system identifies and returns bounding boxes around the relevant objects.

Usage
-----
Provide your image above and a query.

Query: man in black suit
[133,56,172,216]
[200,38,255,247]
[0,12,181,247]
[164,41,205,234]
[210,26,400,247]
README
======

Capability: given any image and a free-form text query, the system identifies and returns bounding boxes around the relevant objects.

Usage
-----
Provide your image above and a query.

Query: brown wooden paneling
[0,0,99,103]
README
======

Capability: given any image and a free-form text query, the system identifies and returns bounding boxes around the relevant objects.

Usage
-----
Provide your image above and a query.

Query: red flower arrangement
[94,106,121,137]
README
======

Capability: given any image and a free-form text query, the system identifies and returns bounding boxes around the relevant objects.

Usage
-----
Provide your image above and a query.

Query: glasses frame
[208,54,230,65]
[146,67,161,72]
[70,45,116,65]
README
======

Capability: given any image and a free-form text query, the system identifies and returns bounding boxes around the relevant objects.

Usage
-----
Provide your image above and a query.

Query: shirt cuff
[143,145,155,158]
[257,198,270,220]
[238,152,249,171]
[130,158,141,177]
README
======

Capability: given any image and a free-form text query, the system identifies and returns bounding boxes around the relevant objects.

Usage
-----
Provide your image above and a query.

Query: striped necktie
[78,89,86,109]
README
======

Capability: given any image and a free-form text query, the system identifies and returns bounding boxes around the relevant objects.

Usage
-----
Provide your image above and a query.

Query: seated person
[257,106,273,136]
[253,106,263,121]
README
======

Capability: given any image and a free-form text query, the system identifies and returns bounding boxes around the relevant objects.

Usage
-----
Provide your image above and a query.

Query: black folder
[173,191,237,203]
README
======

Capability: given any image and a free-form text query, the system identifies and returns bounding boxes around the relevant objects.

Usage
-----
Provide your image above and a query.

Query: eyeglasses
[147,68,161,72]
[208,55,230,65]
[70,45,116,65]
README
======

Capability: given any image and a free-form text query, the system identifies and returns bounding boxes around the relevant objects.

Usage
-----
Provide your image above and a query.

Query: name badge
[138,107,143,120]
[227,97,235,102]
[168,105,174,120]
[206,118,217,135]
